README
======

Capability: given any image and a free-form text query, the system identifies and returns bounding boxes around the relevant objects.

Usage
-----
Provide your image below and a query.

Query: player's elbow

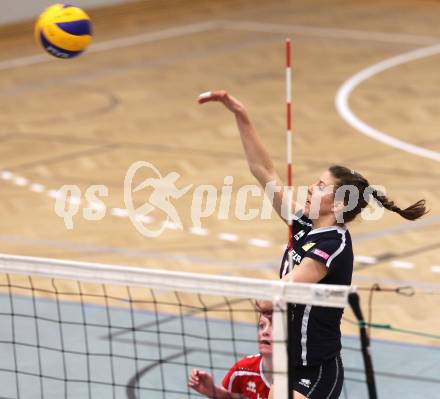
[249,164,275,185]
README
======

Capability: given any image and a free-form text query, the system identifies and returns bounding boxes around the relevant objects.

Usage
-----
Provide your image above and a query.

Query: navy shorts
[292,355,344,398]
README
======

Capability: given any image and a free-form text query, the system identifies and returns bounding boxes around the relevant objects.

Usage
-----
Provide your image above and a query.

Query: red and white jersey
[222,354,271,399]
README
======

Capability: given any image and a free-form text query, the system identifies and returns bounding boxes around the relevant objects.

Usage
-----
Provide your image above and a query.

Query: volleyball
[34,4,93,59]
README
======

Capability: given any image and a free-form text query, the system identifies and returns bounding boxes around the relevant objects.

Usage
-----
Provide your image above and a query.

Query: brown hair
[329,165,428,223]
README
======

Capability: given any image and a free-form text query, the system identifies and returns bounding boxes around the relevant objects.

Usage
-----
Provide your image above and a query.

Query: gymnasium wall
[1,0,136,25]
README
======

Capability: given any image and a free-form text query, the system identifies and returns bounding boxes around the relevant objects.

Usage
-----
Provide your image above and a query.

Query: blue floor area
[341,337,440,399]
[0,294,438,398]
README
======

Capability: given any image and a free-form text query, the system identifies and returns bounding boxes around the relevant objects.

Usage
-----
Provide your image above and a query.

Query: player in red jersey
[188,312,273,399]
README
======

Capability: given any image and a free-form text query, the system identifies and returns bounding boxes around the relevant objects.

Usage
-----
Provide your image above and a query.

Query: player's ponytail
[370,189,427,220]
[329,165,428,223]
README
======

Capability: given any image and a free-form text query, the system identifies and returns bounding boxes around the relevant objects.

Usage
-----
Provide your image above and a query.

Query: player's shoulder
[304,226,353,261]
[307,225,351,243]
[233,354,262,371]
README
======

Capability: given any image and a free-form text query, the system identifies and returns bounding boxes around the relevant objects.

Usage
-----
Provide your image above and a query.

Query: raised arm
[199,90,299,223]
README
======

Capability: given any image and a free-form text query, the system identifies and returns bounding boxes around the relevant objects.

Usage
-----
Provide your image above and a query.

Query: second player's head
[258,313,272,357]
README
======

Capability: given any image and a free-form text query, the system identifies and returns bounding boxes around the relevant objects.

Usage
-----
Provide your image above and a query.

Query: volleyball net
[0,253,353,399]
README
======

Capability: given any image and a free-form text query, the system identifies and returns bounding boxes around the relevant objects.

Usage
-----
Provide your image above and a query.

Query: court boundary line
[218,20,440,45]
[1,227,440,281]
[1,19,439,73]
[336,44,440,162]
[0,21,220,71]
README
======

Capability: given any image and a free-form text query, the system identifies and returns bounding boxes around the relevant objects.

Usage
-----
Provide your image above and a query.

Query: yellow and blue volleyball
[35,4,92,59]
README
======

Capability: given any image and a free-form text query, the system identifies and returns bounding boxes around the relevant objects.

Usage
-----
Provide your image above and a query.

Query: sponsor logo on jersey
[247,381,256,393]
[302,242,316,251]
[286,248,302,265]
[299,378,311,388]
[313,248,330,260]
[294,230,305,240]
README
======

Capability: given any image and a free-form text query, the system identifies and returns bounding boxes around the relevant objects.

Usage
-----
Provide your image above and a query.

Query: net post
[272,298,288,399]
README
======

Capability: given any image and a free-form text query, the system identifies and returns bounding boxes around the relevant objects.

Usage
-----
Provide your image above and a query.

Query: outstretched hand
[188,369,217,397]
[198,90,245,114]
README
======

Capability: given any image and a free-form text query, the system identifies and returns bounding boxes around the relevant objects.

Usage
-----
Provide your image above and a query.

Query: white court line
[220,20,440,45]
[2,19,439,74]
[111,208,129,217]
[2,167,440,274]
[354,215,440,243]
[0,54,48,71]
[189,226,209,236]
[0,21,219,72]
[354,255,377,265]
[13,176,28,187]
[0,171,13,180]
[134,214,154,224]
[91,21,218,52]
[163,220,180,230]
[248,238,272,248]
[391,260,415,269]
[29,183,45,193]
[47,190,61,199]
[336,44,440,162]
[218,233,239,242]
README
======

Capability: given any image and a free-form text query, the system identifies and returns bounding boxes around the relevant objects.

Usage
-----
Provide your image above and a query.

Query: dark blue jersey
[280,214,353,366]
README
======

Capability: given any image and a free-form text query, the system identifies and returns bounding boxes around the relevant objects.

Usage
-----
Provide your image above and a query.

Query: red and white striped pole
[286,38,294,278]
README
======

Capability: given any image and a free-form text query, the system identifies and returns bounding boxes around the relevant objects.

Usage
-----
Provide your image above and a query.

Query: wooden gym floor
[0,0,439,347]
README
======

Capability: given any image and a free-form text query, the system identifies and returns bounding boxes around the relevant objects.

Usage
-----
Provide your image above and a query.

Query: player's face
[303,170,338,219]
[258,314,272,357]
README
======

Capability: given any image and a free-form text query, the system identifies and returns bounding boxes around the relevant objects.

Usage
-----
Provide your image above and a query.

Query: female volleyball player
[198,90,427,399]
[188,312,273,399]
